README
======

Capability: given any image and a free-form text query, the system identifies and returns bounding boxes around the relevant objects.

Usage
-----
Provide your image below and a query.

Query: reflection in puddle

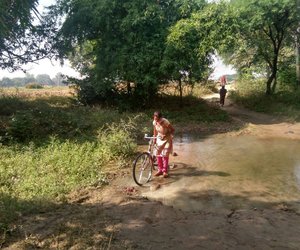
[142,135,300,212]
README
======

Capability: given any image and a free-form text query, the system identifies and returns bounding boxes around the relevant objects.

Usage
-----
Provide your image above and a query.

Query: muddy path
[4,90,300,250]
[203,86,300,140]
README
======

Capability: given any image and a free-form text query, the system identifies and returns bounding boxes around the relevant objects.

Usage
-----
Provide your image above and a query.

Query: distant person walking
[219,85,227,107]
[219,75,227,87]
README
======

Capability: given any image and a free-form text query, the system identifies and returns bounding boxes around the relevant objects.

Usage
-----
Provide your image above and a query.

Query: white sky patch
[210,56,236,80]
[0,0,80,80]
[0,59,80,80]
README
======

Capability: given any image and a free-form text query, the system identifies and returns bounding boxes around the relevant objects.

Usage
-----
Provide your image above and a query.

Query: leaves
[46,0,210,105]
[0,0,53,71]
[216,0,299,94]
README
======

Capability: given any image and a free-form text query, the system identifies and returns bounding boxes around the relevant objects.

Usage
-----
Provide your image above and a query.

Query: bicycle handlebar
[144,134,157,140]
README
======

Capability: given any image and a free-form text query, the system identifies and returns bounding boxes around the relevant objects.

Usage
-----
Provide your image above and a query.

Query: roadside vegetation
[231,79,300,121]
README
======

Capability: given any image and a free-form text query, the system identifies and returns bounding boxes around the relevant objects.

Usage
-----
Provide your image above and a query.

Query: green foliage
[0,92,29,116]
[278,66,297,87]
[162,14,213,83]
[150,94,229,124]
[25,83,44,89]
[48,0,209,106]
[98,122,137,160]
[217,0,299,94]
[0,0,52,71]
[0,118,139,227]
[0,134,135,224]
[71,78,102,105]
[7,112,35,142]
[277,47,298,87]
[231,80,300,120]
[0,92,150,143]
[230,79,266,110]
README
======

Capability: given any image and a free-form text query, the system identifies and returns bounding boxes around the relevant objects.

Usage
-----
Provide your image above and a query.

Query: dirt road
[4,90,300,249]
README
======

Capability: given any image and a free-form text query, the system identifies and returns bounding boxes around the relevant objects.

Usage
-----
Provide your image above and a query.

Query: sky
[210,56,236,79]
[0,0,79,79]
[0,0,236,80]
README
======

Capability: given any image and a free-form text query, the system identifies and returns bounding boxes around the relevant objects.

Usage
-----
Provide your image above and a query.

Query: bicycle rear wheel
[133,152,153,186]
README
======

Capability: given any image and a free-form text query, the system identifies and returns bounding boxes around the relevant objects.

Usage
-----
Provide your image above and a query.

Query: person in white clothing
[152,111,175,178]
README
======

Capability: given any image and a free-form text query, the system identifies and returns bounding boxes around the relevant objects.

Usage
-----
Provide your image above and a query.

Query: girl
[152,111,175,178]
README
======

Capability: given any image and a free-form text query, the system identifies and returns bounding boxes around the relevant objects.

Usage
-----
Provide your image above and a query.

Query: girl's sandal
[154,171,163,177]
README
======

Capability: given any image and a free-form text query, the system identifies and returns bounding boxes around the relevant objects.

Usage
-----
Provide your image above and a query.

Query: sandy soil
[3,91,300,250]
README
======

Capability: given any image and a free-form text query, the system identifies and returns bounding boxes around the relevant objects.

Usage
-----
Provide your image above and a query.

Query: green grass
[0,127,137,228]
[230,80,300,121]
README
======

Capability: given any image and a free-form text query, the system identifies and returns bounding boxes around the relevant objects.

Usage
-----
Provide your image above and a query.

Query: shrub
[7,112,34,141]
[231,79,300,120]
[25,83,44,89]
[98,119,138,160]
[0,95,28,116]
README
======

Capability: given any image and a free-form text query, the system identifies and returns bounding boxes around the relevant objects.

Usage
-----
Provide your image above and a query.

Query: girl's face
[153,114,159,121]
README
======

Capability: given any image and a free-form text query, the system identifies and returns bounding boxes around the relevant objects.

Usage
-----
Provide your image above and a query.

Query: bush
[7,112,34,141]
[98,119,138,160]
[25,83,44,89]
[231,79,300,120]
[192,82,217,97]
[0,94,28,116]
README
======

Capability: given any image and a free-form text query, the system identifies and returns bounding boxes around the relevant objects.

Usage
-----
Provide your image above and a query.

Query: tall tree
[36,74,54,85]
[219,0,299,95]
[52,72,64,86]
[0,0,52,71]
[47,0,207,105]
[161,13,213,105]
[0,77,14,87]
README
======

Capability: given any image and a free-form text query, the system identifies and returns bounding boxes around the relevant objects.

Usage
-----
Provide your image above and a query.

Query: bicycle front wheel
[133,152,153,186]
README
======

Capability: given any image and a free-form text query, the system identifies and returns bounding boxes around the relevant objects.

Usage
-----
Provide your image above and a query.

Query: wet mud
[144,135,300,213]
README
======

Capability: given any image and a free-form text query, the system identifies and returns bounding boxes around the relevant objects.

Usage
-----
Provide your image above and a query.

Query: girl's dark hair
[154,111,162,118]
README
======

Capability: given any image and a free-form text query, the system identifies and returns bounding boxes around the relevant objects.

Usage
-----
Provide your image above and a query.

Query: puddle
[142,135,300,212]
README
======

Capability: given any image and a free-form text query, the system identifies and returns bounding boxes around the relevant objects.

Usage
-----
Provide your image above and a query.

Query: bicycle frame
[144,135,157,163]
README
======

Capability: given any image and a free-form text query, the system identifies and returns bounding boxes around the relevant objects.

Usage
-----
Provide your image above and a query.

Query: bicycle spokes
[133,152,153,186]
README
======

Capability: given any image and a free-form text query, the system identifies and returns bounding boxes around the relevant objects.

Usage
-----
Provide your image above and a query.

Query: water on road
[142,135,300,212]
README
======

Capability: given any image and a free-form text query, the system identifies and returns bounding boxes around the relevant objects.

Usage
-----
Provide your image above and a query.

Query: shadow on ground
[3,169,300,250]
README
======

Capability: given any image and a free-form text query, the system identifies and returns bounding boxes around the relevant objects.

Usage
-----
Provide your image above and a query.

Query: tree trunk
[296,38,300,86]
[266,76,273,95]
[127,81,131,95]
[178,78,183,107]
[266,51,279,95]
[271,75,277,94]
[188,70,194,95]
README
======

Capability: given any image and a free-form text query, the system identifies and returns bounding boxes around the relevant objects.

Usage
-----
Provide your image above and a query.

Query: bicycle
[132,134,158,186]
